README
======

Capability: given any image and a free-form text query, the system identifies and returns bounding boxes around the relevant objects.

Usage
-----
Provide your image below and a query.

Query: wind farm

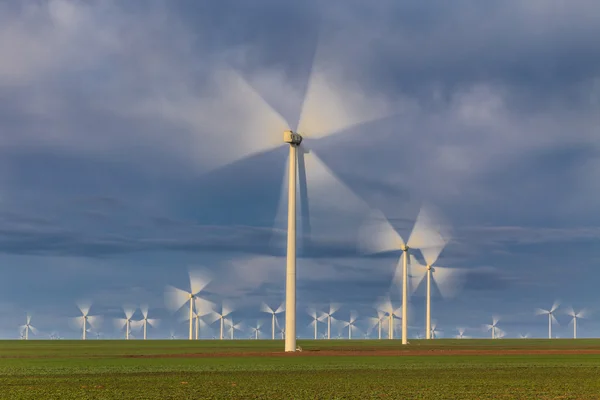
[2,1,600,399]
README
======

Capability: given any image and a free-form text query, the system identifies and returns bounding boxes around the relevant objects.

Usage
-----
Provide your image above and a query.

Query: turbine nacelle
[283,130,303,146]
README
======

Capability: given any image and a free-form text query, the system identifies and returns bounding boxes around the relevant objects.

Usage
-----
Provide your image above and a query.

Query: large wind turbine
[200,30,392,351]
[165,270,212,341]
[536,301,560,339]
[360,206,448,344]
[20,315,37,340]
[566,307,586,339]
[261,302,285,340]
[139,305,159,340]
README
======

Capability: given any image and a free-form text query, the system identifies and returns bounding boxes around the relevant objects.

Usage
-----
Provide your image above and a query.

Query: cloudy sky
[1,0,600,340]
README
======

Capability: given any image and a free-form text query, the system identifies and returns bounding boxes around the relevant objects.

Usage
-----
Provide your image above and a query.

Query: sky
[1,0,600,340]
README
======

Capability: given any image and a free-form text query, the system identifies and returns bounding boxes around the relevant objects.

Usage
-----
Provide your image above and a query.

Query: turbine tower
[566,307,586,339]
[360,206,447,344]
[536,301,560,339]
[261,302,285,340]
[165,270,212,340]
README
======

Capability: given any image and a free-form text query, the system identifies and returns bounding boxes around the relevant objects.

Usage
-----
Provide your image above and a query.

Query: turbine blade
[407,205,450,253]
[205,311,222,325]
[69,316,84,330]
[29,325,38,335]
[432,266,464,299]
[189,269,211,295]
[123,305,136,320]
[77,301,91,317]
[260,302,274,314]
[114,318,127,330]
[408,255,427,293]
[535,308,550,316]
[165,285,191,312]
[358,209,404,254]
[194,297,215,317]
[87,316,103,329]
[297,34,394,138]
[329,303,340,316]
[275,302,285,314]
[222,302,234,318]
[140,304,149,319]
[551,301,560,313]
[147,318,160,328]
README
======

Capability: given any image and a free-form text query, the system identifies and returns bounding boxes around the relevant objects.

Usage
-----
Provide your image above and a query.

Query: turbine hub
[283,130,303,145]
[426,264,432,270]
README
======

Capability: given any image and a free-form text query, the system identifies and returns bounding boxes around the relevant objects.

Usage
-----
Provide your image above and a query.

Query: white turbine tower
[377,298,402,340]
[360,206,448,344]
[536,301,560,339]
[261,302,285,340]
[320,304,340,340]
[251,322,262,340]
[165,270,212,341]
[20,315,37,340]
[139,305,159,340]
[566,307,587,339]
[484,316,500,339]
[72,302,102,340]
[115,306,136,340]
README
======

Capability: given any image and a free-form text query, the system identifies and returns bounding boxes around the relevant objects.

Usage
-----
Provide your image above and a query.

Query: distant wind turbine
[308,308,326,340]
[430,321,442,339]
[320,304,340,340]
[207,303,233,340]
[519,333,530,339]
[455,327,469,339]
[377,297,402,340]
[341,311,359,339]
[360,205,448,344]
[139,305,159,340]
[165,269,212,340]
[367,310,386,340]
[261,302,285,340]
[20,315,37,340]
[72,302,102,340]
[115,306,136,340]
[536,301,560,339]
[566,307,587,339]
[484,316,500,339]
[251,321,262,340]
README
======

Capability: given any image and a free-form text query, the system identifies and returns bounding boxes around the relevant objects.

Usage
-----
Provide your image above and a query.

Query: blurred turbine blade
[29,325,38,335]
[140,305,149,320]
[87,316,103,329]
[275,302,285,314]
[329,303,340,316]
[148,318,159,328]
[165,285,190,312]
[123,305,136,320]
[77,301,91,317]
[408,255,427,293]
[69,316,84,330]
[189,269,211,295]
[114,318,127,330]
[359,210,404,254]
[432,266,464,299]
[195,297,215,317]
[407,205,450,253]
[260,302,274,314]
[535,308,550,316]
[551,301,560,313]
[222,302,234,318]
[205,311,222,325]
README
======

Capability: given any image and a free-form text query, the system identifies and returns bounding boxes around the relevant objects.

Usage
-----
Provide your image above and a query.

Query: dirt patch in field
[123,348,600,358]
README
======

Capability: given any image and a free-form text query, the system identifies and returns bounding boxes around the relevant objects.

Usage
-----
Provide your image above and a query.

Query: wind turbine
[360,206,448,344]
[320,304,340,340]
[20,315,37,340]
[226,318,243,340]
[566,307,587,339]
[261,302,285,340]
[165,269,212,340]
[377,297,402,340]
[535,301,560,339]
[430,321,442,339]
[409,246,461,340]
[308,308,326,340]
[139,305,159,340]
[342,311,358,339]
[72,302,102,340]
[201,28,393,351]
[251,322,262,340]
[484,316,500,339]
[115,306,136,340]
[367,311,386,340]
[519,333,530,339]
[208,303,233,340]
[455,327,469,339]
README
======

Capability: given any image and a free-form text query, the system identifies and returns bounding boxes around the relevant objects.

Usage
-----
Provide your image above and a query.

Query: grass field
[1,339,600,399]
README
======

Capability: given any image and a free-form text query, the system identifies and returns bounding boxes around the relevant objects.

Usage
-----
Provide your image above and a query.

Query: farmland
[1,339,600,399]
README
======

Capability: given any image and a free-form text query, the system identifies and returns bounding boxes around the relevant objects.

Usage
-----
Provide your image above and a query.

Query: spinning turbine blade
[432,266,464,299]
[408,255,427,293]
[189,269,211,295]
[77,301,91,317]
[551,301,560,313]
[359,210,404,254]
[194,297,215,317]
[261,303,274,314]
[87,316,102,329]
[165,285,191,311]
[407,205,449,251]
[123,306,135,320]
[275,303,285,314]
[140,305,149,320]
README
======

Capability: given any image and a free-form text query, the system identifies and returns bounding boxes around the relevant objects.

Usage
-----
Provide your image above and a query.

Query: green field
[1,339,599,399]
